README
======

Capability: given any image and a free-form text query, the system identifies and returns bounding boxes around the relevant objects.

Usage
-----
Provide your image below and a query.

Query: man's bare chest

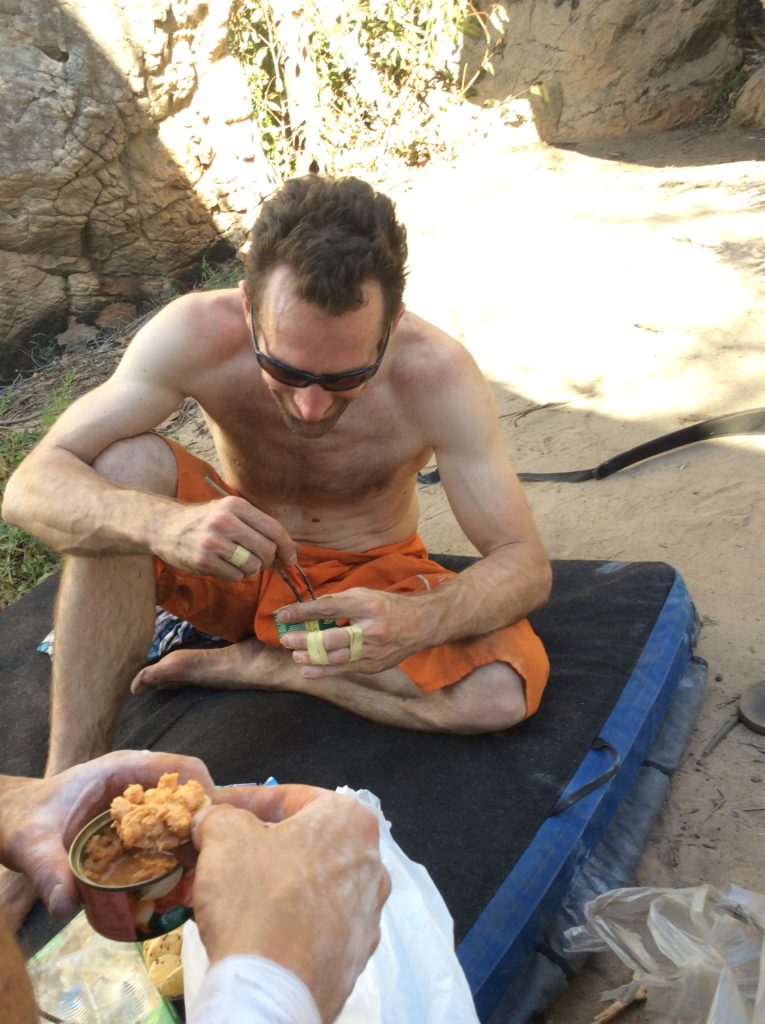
[202,388,430,508]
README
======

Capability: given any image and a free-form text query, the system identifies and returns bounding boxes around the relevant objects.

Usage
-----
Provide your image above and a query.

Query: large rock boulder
[732,65,765,126]
[0,0,269,373]
[467,0,741,144]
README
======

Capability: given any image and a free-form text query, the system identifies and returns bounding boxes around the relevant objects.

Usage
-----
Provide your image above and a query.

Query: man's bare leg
[131,639,527,734]
[46,431,176,775]
[46,553,157,775]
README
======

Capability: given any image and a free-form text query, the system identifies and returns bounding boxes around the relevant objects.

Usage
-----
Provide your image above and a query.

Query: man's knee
[434,663,527,734]
[92,434,177,496]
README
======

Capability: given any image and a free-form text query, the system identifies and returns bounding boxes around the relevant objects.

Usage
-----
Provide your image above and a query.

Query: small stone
[715,673,723,682]
[56,320,98,351]
[96,302,137,329]
[751,775,763,784]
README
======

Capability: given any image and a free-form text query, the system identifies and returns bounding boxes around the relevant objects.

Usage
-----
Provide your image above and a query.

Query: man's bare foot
[131,637,291,695]
[0,866,37,933]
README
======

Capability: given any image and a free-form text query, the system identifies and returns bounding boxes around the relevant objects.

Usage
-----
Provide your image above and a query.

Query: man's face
[246,267,390,439]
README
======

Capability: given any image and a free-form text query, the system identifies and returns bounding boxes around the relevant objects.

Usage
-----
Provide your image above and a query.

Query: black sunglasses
[249,307,391,392]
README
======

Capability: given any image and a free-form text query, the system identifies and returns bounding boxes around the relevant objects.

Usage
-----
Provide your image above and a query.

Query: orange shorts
[154,439,550,716]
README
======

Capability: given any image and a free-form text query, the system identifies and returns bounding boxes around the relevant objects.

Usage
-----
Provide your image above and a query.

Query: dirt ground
[4,104,764,1020]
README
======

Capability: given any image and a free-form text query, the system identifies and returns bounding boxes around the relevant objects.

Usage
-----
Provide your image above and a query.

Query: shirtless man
[3,174,551,777]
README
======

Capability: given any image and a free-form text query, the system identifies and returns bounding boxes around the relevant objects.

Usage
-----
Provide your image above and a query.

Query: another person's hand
[193,784,391,1023]
[276,587,421,676]
[0,751,213,918]
[153,495,297,580]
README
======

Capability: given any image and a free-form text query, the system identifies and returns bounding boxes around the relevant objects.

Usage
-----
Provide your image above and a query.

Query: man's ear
[391,304,406,333]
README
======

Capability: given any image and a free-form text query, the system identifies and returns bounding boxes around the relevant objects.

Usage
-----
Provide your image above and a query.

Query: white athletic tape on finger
[228,544,250,569]
[307,629,330,666]
[347,623,363,662]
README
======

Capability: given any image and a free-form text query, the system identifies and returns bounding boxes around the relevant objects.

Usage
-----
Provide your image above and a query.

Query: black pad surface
[1,559,678,955]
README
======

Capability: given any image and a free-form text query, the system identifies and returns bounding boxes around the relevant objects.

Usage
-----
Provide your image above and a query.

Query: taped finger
[306,630,330,666]
[347,623,363,662]
[227,544,251,569]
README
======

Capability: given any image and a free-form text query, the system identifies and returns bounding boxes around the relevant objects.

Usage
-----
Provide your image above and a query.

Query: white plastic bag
[564,883,765,1024]
[183,787,479,1023]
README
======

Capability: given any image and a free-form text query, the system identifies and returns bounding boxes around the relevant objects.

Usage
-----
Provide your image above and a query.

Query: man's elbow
[529,557,553,612]
[2,474,22,526]
[2,466,31,529]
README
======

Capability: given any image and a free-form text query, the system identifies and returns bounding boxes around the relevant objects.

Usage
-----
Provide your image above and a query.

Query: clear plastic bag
[564,883,765,1024]
[27,910,179,1023]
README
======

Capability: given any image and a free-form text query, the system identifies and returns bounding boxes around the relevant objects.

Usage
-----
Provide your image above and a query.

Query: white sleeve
[186,954,322,1024]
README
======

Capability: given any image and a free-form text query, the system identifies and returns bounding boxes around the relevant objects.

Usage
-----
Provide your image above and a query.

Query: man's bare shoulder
[133,289,246,358]
[393,311,484,387]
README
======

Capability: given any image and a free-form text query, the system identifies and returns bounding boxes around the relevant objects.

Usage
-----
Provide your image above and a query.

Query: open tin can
[69,810,195,942]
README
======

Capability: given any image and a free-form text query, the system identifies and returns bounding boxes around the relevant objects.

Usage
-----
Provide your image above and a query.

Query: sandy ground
[383,111,765,1022]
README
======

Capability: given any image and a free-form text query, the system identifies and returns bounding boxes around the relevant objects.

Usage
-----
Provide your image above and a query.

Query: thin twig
[591,984,647,1023]
[696,715,740,763]
[37,1006,65,1024]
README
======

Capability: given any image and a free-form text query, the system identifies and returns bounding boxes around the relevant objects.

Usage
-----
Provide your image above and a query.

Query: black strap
[417,407,765,486]
[551,738,621,814]
[534,941,576,980]
[518,407,765,482]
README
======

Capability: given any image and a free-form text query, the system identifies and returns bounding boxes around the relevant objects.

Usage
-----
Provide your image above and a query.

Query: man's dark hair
[244,175,408,327]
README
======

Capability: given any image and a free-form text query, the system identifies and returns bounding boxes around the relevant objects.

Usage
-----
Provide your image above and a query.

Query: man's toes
[130,664,179,695]
[130,667,153,695]
[131,650,210,694]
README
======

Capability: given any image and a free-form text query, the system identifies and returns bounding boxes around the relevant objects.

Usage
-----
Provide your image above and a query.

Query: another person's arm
[190,784,390,1024]
[0,750,214,917]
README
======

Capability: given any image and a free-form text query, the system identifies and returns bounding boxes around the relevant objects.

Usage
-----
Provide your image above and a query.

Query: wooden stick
[590,984,647,1024]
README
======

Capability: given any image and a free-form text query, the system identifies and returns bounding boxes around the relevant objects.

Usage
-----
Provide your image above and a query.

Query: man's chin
[284,418,338,438]
[276,401,349,438]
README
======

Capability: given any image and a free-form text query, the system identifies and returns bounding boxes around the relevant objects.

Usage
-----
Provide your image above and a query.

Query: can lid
[69,810,180,891]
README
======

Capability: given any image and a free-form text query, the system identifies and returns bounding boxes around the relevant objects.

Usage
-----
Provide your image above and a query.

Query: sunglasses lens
[322,369,376,392]
[258,355,377,391]
[257,356,309,388]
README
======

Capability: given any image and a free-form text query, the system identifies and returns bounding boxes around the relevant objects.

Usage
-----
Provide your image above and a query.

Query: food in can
[69,773,209,942]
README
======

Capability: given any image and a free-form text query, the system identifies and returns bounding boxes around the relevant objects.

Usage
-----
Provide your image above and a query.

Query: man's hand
[193,784,391,1023]
[276,587,423,677]
[0,751,213,918]
[152,495,298,580]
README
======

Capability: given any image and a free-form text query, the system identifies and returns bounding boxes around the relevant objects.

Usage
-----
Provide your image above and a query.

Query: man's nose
[292,384,333,420]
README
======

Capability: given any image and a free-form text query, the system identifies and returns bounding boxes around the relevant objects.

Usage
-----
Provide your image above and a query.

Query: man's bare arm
[415,349,552,642]
[2,293,297,573]
[2,376,183,554]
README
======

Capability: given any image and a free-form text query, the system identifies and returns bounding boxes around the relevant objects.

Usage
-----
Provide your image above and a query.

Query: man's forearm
[411,545,552,648]
[2,449,172,557]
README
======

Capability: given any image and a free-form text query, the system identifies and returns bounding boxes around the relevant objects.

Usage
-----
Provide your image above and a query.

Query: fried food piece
[110,772,209,851]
